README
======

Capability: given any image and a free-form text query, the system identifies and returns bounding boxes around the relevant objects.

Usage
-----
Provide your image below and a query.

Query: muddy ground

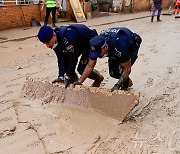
[0,11,180,153]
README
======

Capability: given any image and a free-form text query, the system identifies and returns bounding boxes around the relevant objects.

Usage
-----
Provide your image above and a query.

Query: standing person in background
[41,0,62,27]
[151,0,162,22]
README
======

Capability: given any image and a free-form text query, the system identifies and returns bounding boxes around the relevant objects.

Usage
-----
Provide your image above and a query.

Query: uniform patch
[66,45,74,53]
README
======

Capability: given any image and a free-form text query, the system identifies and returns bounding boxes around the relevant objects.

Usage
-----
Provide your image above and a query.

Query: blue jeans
[152,4,162,16]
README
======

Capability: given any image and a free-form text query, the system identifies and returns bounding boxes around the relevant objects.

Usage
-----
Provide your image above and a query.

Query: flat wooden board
[69,0,86,22]
[21,77,140,122]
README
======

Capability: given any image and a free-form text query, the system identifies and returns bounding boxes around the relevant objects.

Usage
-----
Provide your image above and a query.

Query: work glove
[52,76,64,83]
[73,81,82,87]
[110,83,121,92]
[64,74,71,88]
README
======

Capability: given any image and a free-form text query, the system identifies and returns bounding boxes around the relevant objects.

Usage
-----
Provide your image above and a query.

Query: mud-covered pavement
[0,11,180,153]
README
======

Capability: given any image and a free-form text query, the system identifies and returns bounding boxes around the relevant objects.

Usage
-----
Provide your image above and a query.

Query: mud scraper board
[21,77,140,122]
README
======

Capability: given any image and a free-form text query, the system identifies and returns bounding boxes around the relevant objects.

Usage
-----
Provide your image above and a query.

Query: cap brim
[89,49,101,59]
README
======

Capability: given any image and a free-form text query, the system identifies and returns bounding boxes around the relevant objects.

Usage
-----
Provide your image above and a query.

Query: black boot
[89,70,104,87]
[121,77,129,90]
[151,16,154,22]
[157,15,161,22]
[70,73,79,83]
[121,77,133,91]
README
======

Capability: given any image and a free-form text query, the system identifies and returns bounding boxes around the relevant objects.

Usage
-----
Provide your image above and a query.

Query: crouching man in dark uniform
[37,24,104,88]
[73,27,142,91]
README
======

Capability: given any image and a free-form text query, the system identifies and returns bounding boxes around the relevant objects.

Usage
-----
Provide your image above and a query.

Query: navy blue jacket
[92,27,141,64]
[53,24,97,77]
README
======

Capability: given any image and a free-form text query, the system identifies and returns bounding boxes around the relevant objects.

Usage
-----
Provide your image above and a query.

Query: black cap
[37,26,54,43]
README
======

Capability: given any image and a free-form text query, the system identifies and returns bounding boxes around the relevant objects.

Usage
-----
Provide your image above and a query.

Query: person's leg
[108,58,122,79]
[77,53,104,87]
[69,73,79,83]
[108,58,133,90]
[122,39,141,90]
[52,7,57,27]
[121,42,140,90]
[151,4,157,22]
[89,69,104,87]
[44,7,51,25]
[77,53,89,75]
[63,55,78,83]
[157,4,162,21]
